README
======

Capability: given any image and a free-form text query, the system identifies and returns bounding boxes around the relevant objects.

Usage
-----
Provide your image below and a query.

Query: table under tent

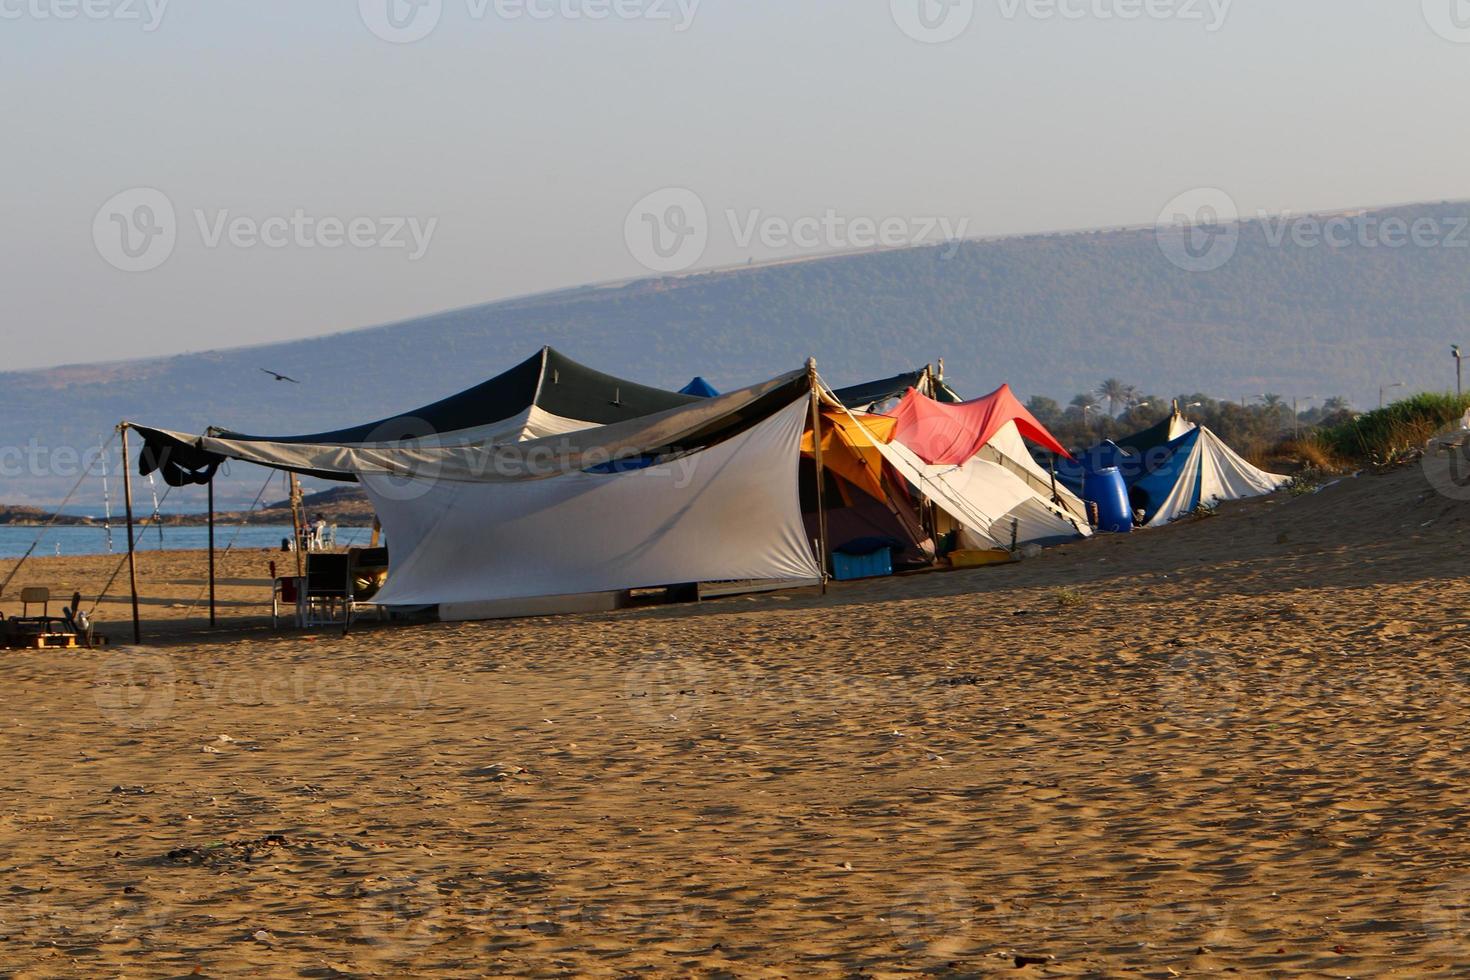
[126,350,1088,627]
[1055,403,1289,527]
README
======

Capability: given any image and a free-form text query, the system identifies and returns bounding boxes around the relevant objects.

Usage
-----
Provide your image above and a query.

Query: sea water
[0,524,375,559]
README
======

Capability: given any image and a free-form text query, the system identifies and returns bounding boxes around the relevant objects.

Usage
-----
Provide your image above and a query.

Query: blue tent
[1058,425,1286,527]
[1127,429,1202,524]
[1054,440,1137,496]
[1056,431,1200,524]
[680,377,720,398]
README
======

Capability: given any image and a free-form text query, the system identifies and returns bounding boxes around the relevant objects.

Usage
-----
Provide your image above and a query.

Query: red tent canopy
[887,384,1072,464]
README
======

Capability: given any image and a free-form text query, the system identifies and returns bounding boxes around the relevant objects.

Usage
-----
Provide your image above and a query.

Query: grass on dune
[1320,392,1470,465]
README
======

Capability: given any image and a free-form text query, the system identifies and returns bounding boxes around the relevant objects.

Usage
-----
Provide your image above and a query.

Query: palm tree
[1096,378,1133,417]
[1322,395,1351,413]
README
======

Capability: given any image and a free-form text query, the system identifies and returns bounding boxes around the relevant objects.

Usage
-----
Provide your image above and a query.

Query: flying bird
[260,368,300,384]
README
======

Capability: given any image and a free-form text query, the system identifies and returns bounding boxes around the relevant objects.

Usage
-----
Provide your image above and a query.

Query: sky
[3,0,1469,371]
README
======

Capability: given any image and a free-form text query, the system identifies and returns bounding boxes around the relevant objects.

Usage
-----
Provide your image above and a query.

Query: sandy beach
[2,463,1468,977]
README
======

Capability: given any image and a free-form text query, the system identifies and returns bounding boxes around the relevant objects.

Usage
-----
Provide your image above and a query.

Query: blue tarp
[1055,430,1203,524]
[680,377,720,398]
[1128,429,1201,523]
[1054,440,1137,495]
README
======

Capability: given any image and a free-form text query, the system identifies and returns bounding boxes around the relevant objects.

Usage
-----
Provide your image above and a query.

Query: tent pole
[118,424,142,645]
[207,475,217,628]
[289,473,305,581]
[807,359,831,595]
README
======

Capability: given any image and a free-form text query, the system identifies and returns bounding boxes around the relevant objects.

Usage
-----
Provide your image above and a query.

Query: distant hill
[0,505,94,527]
[0,486,372,527]
[4,200,1469,509]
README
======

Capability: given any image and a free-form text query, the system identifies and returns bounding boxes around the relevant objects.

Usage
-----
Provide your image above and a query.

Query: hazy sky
[4,0,1468,371]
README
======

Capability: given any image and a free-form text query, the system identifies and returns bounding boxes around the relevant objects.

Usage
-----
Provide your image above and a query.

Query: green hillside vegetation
[1318,392,1470,466]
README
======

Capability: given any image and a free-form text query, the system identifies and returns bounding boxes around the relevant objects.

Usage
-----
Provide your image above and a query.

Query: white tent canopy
[1140,425,1289,526]
[366,397,822,608]
[831,403,1089,551]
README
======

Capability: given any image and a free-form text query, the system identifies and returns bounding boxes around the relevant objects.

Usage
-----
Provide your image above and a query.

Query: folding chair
[301,553,352,629]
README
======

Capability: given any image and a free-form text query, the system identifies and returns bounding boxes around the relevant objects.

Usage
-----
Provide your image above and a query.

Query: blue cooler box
[831,548,894,581]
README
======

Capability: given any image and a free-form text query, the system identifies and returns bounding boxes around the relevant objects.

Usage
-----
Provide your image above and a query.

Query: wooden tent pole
[207,475,217,628]
[289,473,305,580]
[807,359,831,595]
[118,424,142,645]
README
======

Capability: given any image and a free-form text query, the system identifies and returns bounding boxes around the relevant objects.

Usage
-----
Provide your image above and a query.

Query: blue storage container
[1083,466,1133,533]
[831,548,894,581]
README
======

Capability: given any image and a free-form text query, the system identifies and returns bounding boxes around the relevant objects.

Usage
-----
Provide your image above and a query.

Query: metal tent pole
[99,444,115,555]
[118,424,142,645]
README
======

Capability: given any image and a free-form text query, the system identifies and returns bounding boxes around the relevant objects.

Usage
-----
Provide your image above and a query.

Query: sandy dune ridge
[2,462,1470,976]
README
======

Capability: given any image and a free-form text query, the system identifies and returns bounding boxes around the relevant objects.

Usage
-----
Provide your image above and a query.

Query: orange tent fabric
[887,384,1072,464]
[802,410,897,501]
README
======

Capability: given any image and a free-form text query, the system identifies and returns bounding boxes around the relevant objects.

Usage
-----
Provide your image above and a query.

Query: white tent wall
[979,421,1090,524]
[1198,427,1290,501]
[924,456,1088,549]
[1143,442,1205,527]
[958,497,1082,552]
[1145,427,1288,527]
[360,398,822,608]
[867,437,1089,550]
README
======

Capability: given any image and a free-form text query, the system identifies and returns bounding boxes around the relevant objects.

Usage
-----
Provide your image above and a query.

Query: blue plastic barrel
[1083,466,1133,534]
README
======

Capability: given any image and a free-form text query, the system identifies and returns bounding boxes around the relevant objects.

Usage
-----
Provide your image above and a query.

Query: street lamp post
[1380,382,1404,410]
[1453,345,1464,399]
